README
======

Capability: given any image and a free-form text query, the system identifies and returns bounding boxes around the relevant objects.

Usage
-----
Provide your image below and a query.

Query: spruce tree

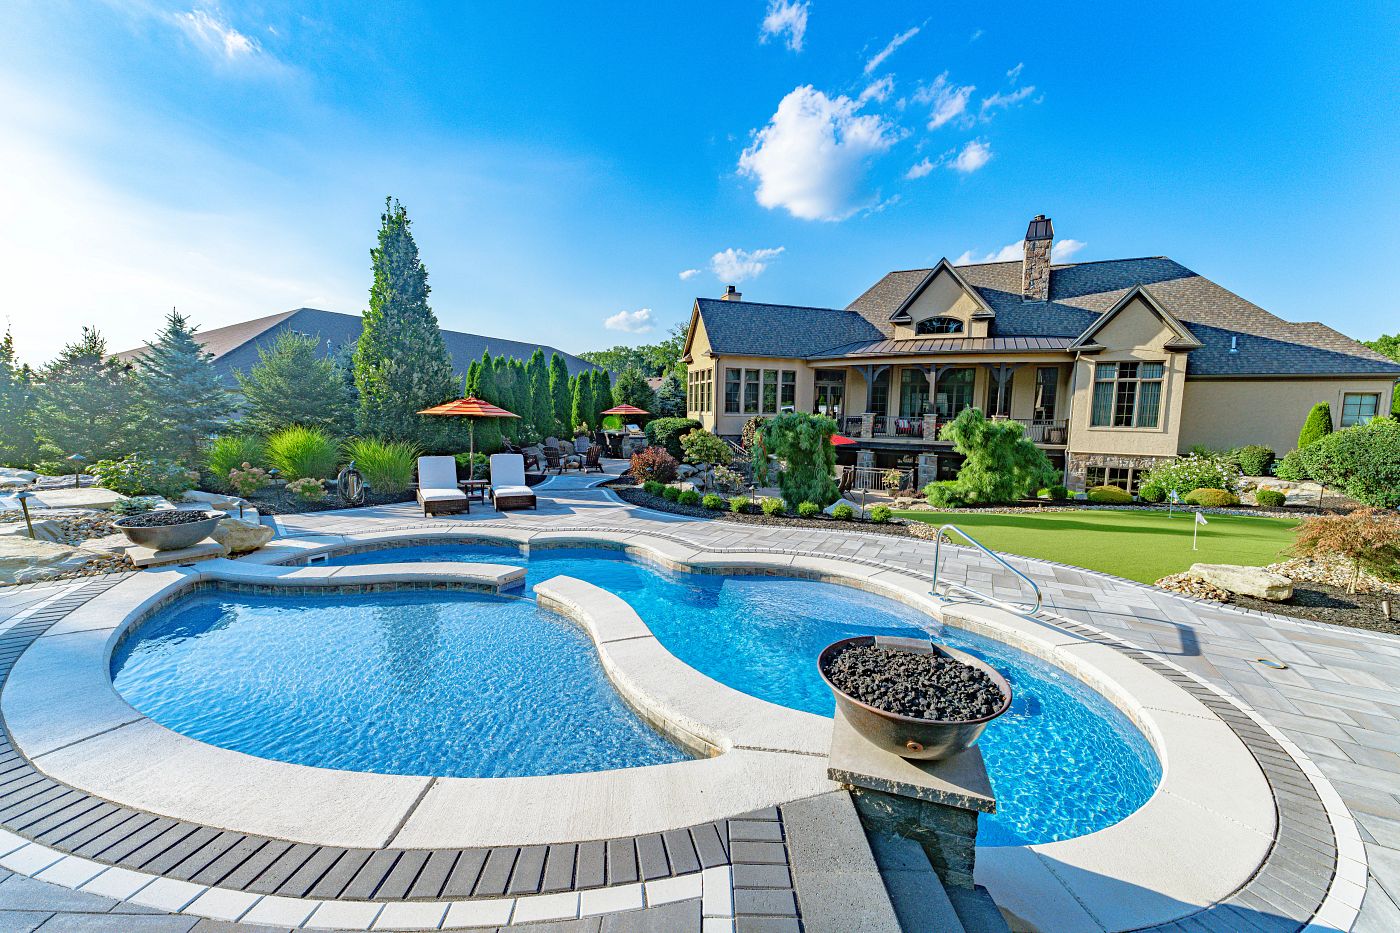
[353,198,457,447]
[526,349,552,440]
[548,353,571,438]
[471,349,503,453]
[235,329,355,437]
[1299,402,1333,448]
[135,310,232,466]
[0,331,38,467]
[613,366,656,412]
[34,327,139,465]
[655,373,686,418]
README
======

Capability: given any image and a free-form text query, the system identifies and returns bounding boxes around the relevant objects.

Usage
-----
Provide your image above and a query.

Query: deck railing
[837,465,915,494]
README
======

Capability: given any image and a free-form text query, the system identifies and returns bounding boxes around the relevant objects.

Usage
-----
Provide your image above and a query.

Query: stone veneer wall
[1066,453,1172,492]
[1021,237,1051,302]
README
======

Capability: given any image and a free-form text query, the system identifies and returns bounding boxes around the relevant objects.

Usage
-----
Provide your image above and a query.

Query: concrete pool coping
[0,531,1282,931]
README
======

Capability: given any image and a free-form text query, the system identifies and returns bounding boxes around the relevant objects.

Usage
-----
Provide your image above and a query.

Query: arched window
[914,316,964,335]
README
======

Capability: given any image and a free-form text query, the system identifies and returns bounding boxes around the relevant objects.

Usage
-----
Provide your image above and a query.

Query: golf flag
[1169,490,1180,503]
[1192,510,1207,550]
[1195,511,1208,526]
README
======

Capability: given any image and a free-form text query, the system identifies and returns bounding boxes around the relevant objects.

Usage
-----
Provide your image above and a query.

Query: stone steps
[947,883,1012,933]
[867,830,966,933]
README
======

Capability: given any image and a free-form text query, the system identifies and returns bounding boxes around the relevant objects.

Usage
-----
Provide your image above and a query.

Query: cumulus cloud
[678,268,701,281]
[864,26,920,74]
[953,237,1087,266]
[759,0,809,52]
[171,8,262,61]
[1052,238,1087,262]
[981,85,1036,117]
[914,73,976,130]
[949,138,992,173]
[711,247,785,282]
[604,308,656,333]
[905,158,935,180]
[738,86,898,221]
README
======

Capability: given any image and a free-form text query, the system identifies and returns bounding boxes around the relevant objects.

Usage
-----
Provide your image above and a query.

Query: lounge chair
[415,455,469,516]
[489,454,537,511]
[582,445,604,473]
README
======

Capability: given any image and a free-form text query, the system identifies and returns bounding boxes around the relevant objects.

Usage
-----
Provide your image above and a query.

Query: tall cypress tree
[570,373,594,435]
[34,327,139,465]
[236,330,355,436]
[548,353,571,438]
[496,356,526,443]
[353,198,457,447]
[590,369,612,428]
[136,310,232,467]
[526,349,551,441]
[0,331,38,467]
[472,349,503,453]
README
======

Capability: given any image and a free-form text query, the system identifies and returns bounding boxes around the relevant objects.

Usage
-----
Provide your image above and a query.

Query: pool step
[866,831,966,933]
[947,883,1012,933]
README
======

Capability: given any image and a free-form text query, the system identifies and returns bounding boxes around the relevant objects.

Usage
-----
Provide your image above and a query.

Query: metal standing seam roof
[808,335,1074,359]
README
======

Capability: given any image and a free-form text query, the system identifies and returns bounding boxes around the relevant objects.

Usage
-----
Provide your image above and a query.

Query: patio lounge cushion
[489,454,529,489]
[417,456,465,502]
[418,489,466,503]
[493,484,533,499]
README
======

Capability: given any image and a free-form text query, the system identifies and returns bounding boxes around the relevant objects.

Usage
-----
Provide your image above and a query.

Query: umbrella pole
[468,420,476,480]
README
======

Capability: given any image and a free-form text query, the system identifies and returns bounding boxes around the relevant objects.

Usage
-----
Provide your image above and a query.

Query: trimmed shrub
[1299,403,1333,448]
[1137,483,1166,503]
[266,425,339,480]
[1298,417,1400,508]
[831,503,855,520]
[679,429,732,466]
[677,489,701,506]
[642,480,664,496]
[453,451,491,481]
[1139,454,1240,496]
[1234,445,1275,477]
[761,412,839,507]
[702,493,726,510]
[1274,449,1308,481]
[869,505,892,523]
[1184,487,1240,508]
[629,447,678,484]
[1087,485,1133,504]
[207,435,265,490]
[924,480,964,509]
[343,437,421,494]
[661,485,681,501]
[1037,484,1070,501]
[761,497,785,516]
[89,456,197,499]
[796,501,821,518]
[729,495,750,513]
[645,418,702,459]
[287,477,326,502]
[1255,488,1287,508]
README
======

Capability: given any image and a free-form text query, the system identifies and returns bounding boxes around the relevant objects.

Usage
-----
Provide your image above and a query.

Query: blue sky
[2,1,1397,364]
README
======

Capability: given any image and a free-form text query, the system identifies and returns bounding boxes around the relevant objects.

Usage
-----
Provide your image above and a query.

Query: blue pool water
[112,588,689,778]
[320,544,1162,846]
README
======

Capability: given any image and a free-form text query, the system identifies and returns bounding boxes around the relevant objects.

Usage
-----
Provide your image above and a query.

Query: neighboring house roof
[691,297,884,360]
[114,308,602,385]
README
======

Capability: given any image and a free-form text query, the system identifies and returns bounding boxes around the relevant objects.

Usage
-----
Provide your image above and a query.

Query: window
[813,369,845,418]
[724,368,741,413]
[868,369,890,415]
[743,369,760,414]
[934,368,975,419]
[1341,393,1381,427]
[899,369,929,417]
[985,369,1013,418]
[914,316,964,336]
[780,370,796,410]
[1090,362,1164,428]
[761,369,779,414]
[1086,466,1139,493]
[1033,367,1059,422]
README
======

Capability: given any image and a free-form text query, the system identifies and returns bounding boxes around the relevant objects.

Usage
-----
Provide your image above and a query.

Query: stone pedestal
[922,413,940,441]
[126,540,228,568]
[855,449,876,469]
[828,708,994,889]
[859,412,876,440]
[916,453,939,490]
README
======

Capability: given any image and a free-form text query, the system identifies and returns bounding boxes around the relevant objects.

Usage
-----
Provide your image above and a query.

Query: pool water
[324,544,1163,846]
[112,588,689,778]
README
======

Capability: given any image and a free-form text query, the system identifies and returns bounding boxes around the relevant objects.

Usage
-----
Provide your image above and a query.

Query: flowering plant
[227,463,270,498]
[1139,454,1241,496]
[286,477,326,501]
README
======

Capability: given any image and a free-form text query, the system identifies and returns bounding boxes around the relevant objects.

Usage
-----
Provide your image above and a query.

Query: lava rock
[116,510,213,529]
[825,643,1005,722]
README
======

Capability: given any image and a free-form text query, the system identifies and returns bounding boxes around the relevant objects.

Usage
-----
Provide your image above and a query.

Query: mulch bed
[237,489,414,516]
[1229,584,1400,637]
[609,484,917,538]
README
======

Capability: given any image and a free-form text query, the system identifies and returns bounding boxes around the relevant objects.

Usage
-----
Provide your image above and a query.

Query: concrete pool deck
[0,478,1394,931]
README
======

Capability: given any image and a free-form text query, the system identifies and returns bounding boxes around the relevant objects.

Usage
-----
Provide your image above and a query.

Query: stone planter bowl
[818,635,1012,761]
[113,511,224,552]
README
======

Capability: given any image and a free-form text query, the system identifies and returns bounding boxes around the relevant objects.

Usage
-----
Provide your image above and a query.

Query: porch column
[917,452,939,490]
[859,412,875,439]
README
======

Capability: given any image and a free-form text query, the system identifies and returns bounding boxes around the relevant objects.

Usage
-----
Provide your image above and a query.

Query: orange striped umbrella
[600,403,650,417]
[418,397,520,478]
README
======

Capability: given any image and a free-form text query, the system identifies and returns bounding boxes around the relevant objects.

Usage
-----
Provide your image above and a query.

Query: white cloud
[604,308,655,333]
[949,138,992,173]
[759,0,809,52]
[171,8,262,61]
[678,268,701,280]
[710,247,785,282]
[969,29,984,43]
[905,158,935,180]
[1052,238,1087,262]
[981,85,1036,116]
[915,73,976,129]
[864,26,919,74]
[858,76,894,104]
[738,85,898,221]
[1006,62,1024,83]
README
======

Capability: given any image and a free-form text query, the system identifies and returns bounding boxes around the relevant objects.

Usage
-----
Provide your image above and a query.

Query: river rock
[0,519,65,544]
[0,537,105,584]
[1189,563,1294,601]
[210,516,274,555]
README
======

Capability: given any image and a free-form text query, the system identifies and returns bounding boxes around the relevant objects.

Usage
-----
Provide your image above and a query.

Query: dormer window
[914,316,964,336]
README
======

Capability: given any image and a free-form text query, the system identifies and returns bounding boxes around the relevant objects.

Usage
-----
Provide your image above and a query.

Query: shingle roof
[847,258,1400,377]
[694,298,884,359]
[115,308,601,384]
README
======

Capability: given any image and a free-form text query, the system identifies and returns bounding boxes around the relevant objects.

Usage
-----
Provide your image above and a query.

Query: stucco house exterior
[680,215,1400,492]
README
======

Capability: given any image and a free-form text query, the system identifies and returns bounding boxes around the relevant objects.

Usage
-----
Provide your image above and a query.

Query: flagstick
[1193,513,1198,551]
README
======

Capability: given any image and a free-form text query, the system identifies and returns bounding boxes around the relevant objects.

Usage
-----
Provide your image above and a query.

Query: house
[115,307,601,385]
[680,215,1400,491]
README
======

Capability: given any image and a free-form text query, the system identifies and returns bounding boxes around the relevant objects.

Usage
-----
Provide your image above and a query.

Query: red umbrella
[600,404,650,417]
[418,397,520,479]
[831,433,857,446]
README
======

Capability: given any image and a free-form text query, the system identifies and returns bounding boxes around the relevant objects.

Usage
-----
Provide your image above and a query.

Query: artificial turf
[895,507,1301,584]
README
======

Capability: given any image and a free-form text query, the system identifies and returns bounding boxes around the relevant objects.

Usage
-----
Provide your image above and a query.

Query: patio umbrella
[830,433,857,446]
[600,404,650,418]
[418,397,520,479]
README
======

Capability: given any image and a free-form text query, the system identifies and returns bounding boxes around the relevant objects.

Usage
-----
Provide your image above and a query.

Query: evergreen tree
[0,331,38,467]
[135,310,231,467]
[548,353,571,438]
[34,327,139,465]
[570,373,594,435]
[463,359,481,398]
[612,365,656,412]
[1299,402,1334,448]
[353,198,457,448]
[235,329,355,437]
[498,357,527,442]
[655,373,686,418]
[525,349,551,440]
[472,349,503,453]
[590,369,612,428]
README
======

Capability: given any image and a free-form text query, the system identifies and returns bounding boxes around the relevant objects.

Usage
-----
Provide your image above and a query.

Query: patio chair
[519,445,542,472]
[573,436,591,455]
[582,445,604,473]
[489,454,537,511]
[415,455,469,517]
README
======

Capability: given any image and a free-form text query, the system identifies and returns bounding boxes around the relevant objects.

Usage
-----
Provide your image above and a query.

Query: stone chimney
[720,285,742,301]
[1022,214,1054,302]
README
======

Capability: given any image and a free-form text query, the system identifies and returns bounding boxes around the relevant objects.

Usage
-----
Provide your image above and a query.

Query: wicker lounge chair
[415,455,469,516]
[489,454,537,511]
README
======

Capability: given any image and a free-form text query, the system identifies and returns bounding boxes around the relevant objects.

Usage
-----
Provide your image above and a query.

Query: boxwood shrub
[1087,485,1133,504]
[1233,445,1275,477]
[831,503,855,520]
[644,418,702,459]
[677,489,701,506]
[1137,483,1166,503]
[796,501,821,518]
[868,505,892,523]
[1184,487,1240,507]
[1255,488,1287,508]
[661,485,681,501]
[642,480,664,496]
[702,493,726,510]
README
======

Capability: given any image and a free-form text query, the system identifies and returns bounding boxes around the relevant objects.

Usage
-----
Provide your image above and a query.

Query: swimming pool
[321,543,1162,846]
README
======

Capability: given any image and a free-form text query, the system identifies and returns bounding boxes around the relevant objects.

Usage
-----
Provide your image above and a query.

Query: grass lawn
[895,508,1301,584]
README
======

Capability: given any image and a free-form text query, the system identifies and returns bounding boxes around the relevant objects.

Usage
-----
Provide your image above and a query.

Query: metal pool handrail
[929,523,1043,617]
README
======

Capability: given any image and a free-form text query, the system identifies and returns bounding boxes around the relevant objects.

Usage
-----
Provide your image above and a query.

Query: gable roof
[115,308,602,385]
[885,260,995,324]
[1068,285,1204,352]
[691,297,883,360]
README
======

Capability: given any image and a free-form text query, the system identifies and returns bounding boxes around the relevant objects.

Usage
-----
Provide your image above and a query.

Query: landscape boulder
[0,519,66,544]
[0,536,104,585]
[182,490,245,512]
[823,498,869,519]
[210,516,274,555]
[1189,563,1293,601]
[0,467,38,484]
